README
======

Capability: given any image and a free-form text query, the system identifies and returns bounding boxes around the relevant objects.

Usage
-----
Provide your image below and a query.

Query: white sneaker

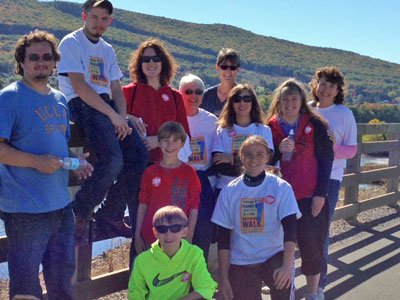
[317,287,325,300]
[261,286,270,294]
[304,292,318,300]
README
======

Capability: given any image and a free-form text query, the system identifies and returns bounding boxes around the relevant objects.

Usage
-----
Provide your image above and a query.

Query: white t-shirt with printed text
[211,173,300,265]
[212,123,274,189]
[187,108,218,170]
[57,28,123,101]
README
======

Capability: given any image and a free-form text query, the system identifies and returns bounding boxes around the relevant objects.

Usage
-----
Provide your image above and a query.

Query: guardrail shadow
[295,210,400,300]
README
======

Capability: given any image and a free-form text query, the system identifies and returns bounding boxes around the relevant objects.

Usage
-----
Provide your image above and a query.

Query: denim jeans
[319,179,341,289]
[68,96,148,221]
[1,206,75,300]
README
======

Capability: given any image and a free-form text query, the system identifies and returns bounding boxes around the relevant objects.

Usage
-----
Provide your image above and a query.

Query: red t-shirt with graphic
[139,162,201,243]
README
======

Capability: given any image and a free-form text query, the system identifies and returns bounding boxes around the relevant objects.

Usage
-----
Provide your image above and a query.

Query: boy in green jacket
[128,206,217,300]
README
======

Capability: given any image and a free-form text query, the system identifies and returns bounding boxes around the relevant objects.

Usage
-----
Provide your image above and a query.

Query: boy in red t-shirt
[135,121,201,254]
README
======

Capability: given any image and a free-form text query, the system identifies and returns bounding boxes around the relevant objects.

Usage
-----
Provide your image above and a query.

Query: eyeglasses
[219,65,238,71]
[233,95,252,103]
[155,224,186,234]
[185,89,203,96]
[25,54,54,62]
[142,55,162,63]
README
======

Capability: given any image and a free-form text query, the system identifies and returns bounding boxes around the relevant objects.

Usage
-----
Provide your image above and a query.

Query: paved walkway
[261,211,400,300]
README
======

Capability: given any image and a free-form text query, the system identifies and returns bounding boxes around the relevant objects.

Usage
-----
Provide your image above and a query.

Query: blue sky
[45,0,400,64]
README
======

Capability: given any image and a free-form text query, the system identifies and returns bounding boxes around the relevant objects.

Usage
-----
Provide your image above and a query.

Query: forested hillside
[1,0,400,105]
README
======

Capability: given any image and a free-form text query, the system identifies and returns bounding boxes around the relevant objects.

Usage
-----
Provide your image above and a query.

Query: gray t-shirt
[200,85,226,116]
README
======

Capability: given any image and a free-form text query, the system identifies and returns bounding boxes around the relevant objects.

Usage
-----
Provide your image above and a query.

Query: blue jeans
[1,206,75,300]
[319,179,341,289]
[68,96,148,221]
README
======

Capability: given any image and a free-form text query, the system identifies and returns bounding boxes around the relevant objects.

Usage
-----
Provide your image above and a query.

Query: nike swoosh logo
[153,271,186,287]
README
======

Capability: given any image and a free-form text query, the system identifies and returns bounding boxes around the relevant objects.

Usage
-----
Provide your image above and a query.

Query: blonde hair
[239,135,270,159]
[266,78,326,125]
[153,206,188,227]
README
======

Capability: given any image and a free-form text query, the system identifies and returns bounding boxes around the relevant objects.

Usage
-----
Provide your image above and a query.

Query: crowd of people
[0,0,358,300]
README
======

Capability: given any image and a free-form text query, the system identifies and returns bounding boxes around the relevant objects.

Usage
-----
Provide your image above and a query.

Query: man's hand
[273,265,292,290]
[33,154,64,174]
[127,114,147,137]
[311,196,325,217]
[109,112,132,140]
[72,152,94,180]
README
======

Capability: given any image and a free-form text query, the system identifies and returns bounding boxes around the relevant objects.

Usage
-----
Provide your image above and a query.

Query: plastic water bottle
[139,117,147,137]
[282,129,295,161]
[60,157,88,170]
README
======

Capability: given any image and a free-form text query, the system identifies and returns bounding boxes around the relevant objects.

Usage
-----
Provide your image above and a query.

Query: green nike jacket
[128,239,217,299]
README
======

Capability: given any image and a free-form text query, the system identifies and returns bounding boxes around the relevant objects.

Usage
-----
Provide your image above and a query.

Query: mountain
[0,0,399,104]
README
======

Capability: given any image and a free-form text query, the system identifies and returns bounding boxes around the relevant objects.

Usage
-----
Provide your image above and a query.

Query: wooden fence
[0,123,399,299]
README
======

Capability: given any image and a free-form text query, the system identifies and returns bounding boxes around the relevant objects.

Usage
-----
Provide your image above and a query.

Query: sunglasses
[233,95,253,103]
[219,65,238,71]
[185,89,203,96]
[155,224,186,234]
[26,54,54,62]
[142,55,162,63]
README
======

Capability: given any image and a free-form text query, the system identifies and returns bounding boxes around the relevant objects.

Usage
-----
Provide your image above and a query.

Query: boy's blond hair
[157,121,187,142]
[152,206,188,227]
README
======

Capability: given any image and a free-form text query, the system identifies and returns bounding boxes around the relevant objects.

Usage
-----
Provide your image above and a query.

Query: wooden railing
[0,123,399,299]
[333,123,400,221]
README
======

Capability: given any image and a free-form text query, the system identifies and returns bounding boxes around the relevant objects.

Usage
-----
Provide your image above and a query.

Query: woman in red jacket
[123,38,190,164]
[266,79,333,300]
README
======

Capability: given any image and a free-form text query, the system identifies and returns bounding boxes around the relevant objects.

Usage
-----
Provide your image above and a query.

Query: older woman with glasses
[201,48,241,116]
[123,38,191,164]
[179,73,218,260]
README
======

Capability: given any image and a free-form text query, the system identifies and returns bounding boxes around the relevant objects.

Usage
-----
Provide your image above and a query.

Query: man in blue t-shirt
[0,30,92,300]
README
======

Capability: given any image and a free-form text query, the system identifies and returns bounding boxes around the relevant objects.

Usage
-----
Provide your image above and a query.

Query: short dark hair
[310,66,346,105]
[157,121,187,142]
[216,48,241,67]
[14,29,60,76]
[129,38,177,86]
[83,0,113,14]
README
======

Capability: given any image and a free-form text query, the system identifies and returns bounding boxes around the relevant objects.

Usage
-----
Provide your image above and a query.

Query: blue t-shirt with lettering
[0,81,70,213]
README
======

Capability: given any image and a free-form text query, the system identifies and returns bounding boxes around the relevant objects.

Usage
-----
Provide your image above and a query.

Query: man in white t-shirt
[57,0,148,240]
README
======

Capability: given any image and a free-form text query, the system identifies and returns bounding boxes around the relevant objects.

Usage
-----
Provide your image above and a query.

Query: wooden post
[344,130,362,222]
[387,130,400,208]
